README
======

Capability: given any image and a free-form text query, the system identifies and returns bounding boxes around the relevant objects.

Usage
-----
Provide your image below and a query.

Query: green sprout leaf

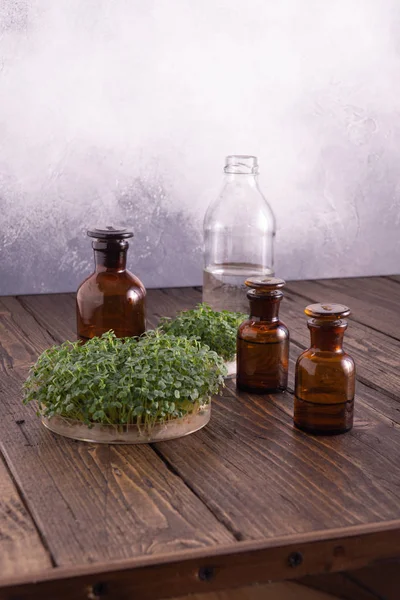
[159,303,246,361]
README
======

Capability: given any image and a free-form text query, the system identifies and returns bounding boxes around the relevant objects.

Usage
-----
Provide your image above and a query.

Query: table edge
[1,519,400,599]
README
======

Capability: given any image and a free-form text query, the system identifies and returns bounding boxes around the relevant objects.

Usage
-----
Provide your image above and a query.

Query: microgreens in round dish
[159,303,246,362]
[23,330,226,431]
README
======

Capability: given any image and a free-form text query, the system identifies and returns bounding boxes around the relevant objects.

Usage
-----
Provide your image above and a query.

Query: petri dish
[41,403,211,444]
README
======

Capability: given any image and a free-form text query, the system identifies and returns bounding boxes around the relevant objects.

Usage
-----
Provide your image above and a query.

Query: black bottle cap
[305,303,351,319]
[87,226,133,240]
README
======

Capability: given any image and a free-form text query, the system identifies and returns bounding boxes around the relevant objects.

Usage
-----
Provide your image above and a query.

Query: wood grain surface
[0,453,51,577]
[172,582,339,600]
[301,561,400,600]
[0,294,233,568]
[0,277,399,599]
[287,277,400,341]
[1,520,399,600]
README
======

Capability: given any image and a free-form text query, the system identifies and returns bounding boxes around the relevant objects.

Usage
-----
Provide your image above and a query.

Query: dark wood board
[0,452,51,578]
[0,296,234,567]
[301,560,400,600]
[0,278,400,599]
[155,379,400,539]
[287,276,400,341]
[283,288,400,402]
[19,289,400,539]
[1,521,400,600]
[17,293,77,344]
[22,287,400,552]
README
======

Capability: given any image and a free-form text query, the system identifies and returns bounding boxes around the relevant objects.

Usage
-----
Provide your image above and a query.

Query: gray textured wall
[1,0,399,295]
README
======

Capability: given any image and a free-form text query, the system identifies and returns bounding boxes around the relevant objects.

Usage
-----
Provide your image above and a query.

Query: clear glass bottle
[77,227,146,341]
[203,155,276,313]
[237,277,289,393]
[294,303,355,435]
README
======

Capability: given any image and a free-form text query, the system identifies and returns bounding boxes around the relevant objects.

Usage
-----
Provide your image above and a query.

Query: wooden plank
[18,289,400,537]
[0,296,58,373]
[0,297,234,570]
[2,413,233,565]
[146,288,400,537]
[344,561,400,600]
[21,286,400,411]
[17,293,76,343]
[299,573,381,600]
[285,337,400,429]
[151,286,400,415]
[147,286,400,426]
[302,561,400,600]
[0,521,399,600]
[272,344,400,485]
[286,277,400,341]
[23,289,397,537]
[151,287,400,428]
[18,287,202,344]
[0,452,51,578]
[280,288,400,403]
[155,382,400,541]
[146,288,202,322]
[6,286,400,598]
[174,582,340,600]
[266,368,400,484]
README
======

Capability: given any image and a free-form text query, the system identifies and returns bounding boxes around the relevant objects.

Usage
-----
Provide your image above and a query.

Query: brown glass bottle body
[294,319,355,435]
[76,239,146,342]
[237,292,289,394]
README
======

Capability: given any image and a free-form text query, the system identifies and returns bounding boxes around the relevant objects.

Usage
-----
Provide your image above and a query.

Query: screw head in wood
[198,565,215,581]
[288,551,303,567]
[87,582,108,599]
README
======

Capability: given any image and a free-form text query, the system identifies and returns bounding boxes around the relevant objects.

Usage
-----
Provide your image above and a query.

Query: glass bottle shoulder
[238,318,289,344]
[204,182,275,232]
[296,348,355,373]
[77,270,146,299]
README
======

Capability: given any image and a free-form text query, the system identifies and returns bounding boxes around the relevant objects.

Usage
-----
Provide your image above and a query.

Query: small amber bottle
[237,277,289,394]
[294,303,355,435]
[76,227,146,342]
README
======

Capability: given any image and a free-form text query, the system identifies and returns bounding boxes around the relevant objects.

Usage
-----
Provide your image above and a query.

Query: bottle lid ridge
[87,226,134,240]
[245,276,285,290]
[305,303,351,319]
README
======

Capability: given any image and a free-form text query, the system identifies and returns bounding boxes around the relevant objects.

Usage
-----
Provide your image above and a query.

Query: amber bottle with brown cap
[294,303,355,435]
[76,227,146,342]
[237,277,289,393]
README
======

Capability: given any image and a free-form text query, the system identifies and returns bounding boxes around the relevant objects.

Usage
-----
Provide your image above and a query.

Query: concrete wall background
[0,0,399,294]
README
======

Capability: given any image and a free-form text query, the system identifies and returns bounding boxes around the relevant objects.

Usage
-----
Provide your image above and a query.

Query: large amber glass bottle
[77,227,146,342]
[294,303,355,435]
[237,277,289,393]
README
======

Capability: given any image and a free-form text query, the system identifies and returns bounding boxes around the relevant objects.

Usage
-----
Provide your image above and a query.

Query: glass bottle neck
[308,322,347,352]
[249,295,282,322]
[224,173,258,187]
[93,241,128,272]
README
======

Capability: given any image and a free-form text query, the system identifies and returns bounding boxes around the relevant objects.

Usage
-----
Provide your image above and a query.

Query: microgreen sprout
[159,303,246,361]
[23,330,226,430]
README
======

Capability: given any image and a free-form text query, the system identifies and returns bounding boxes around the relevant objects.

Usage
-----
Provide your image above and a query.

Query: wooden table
[1,276,400,600]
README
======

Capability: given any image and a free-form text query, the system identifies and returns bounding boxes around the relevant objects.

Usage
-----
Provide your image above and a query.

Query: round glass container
[41,403,210,444]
